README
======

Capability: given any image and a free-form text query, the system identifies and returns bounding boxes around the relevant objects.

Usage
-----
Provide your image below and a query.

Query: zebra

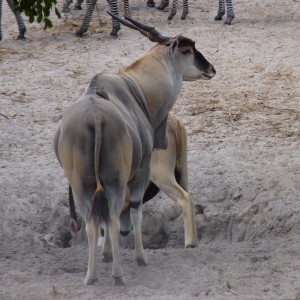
[63,0,159,37]
[62,0,131,37]
[0,0,26,41]
[156,0,188,20]
[157,0,234,24]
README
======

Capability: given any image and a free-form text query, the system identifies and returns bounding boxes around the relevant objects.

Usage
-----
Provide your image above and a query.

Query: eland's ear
[169,35,180,57]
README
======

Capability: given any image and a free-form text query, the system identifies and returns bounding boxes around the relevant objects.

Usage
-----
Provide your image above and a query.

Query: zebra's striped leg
[106,0,120,37]
[75,0,97,37]
[6,0,26,39]
[181,0,188,20]
[147,0,156,8]
[224,0,234,25]
[157,0,169,10]
[168,0,178,20]
[123,0,131,18]
[214,0,225,21]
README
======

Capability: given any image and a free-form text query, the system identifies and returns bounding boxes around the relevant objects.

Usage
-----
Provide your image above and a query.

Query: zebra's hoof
[17,29,26,40]
[17,35,26,40]
[75,31,84,37]
[62,7,70,13]
[110,26,120,38]
[168,11,176,20]
[181,11,188,20]
[157,2,168,10]
[214,14,223,21]
[147,0,156,7]
[74,4,82,10]
[224,16,234,25]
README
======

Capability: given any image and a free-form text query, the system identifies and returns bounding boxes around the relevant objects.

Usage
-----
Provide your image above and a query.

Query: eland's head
[107,12,216,82]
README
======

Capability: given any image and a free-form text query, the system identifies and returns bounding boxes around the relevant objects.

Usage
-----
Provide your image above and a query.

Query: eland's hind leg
[130,202,148,265]
[84,218,100,285]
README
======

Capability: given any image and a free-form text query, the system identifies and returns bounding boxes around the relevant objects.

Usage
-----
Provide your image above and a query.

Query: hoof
[157,3,168,10]
[214,14,223,21]
[185,244,197,248]
[110,31,119,38]
[75,31,84,37]
[84,277,98,285]
[62,8,70,13]
[17,35,26,40]
[136,257,148,266]
[113,276,124,286]
[17,29,26,40]
[74,4,82,9]
[110,26,120,38]
[181,11,188,20]
[224,17,234,25]
[146,0,156,7]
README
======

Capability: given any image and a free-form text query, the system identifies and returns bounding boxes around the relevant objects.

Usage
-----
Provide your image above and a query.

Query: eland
[54,13,215,286]
[69,114,199,248]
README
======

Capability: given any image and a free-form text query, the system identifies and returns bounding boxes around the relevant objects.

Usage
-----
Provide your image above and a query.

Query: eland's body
[69,114,198,248]
[54,14,215,286]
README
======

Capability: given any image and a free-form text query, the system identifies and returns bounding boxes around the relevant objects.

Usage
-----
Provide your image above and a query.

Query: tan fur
[150,114,198,247]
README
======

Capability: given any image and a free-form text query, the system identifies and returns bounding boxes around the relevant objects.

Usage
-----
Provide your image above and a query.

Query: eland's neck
[123,46,183,130]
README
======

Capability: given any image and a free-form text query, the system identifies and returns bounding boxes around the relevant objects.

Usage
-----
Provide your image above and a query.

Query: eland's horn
[107,11,174,45]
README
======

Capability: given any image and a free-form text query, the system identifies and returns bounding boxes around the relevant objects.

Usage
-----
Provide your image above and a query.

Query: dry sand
[0,0,300,299]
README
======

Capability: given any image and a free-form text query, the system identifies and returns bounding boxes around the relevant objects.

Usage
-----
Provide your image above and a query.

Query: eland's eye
[182,49,191,55]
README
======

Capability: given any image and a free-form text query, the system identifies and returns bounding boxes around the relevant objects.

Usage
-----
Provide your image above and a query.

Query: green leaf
[43,17,53,29]
[55,7,61,18]
[29,14,34,23]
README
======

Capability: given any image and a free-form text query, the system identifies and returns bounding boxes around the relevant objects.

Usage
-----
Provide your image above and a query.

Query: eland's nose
[212,66,216,76]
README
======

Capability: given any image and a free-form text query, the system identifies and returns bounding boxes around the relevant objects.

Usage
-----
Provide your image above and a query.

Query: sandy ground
[1,0,300,299]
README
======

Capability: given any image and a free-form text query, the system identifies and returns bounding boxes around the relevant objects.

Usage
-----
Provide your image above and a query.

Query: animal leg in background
[214,0,235,25]
[75,0,121,37]
[157,0,188,21]
[0,0,26,41]
[156,0,169,10]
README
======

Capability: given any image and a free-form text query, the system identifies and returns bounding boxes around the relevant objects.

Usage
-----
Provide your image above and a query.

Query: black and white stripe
[0,0,26,41]
[157,0,188,20]
[63,0,131,37]
[214,0,235,25]
[157,0,234,23]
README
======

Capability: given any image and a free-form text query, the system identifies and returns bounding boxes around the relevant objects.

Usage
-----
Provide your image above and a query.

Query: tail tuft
[91,189,110,224]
